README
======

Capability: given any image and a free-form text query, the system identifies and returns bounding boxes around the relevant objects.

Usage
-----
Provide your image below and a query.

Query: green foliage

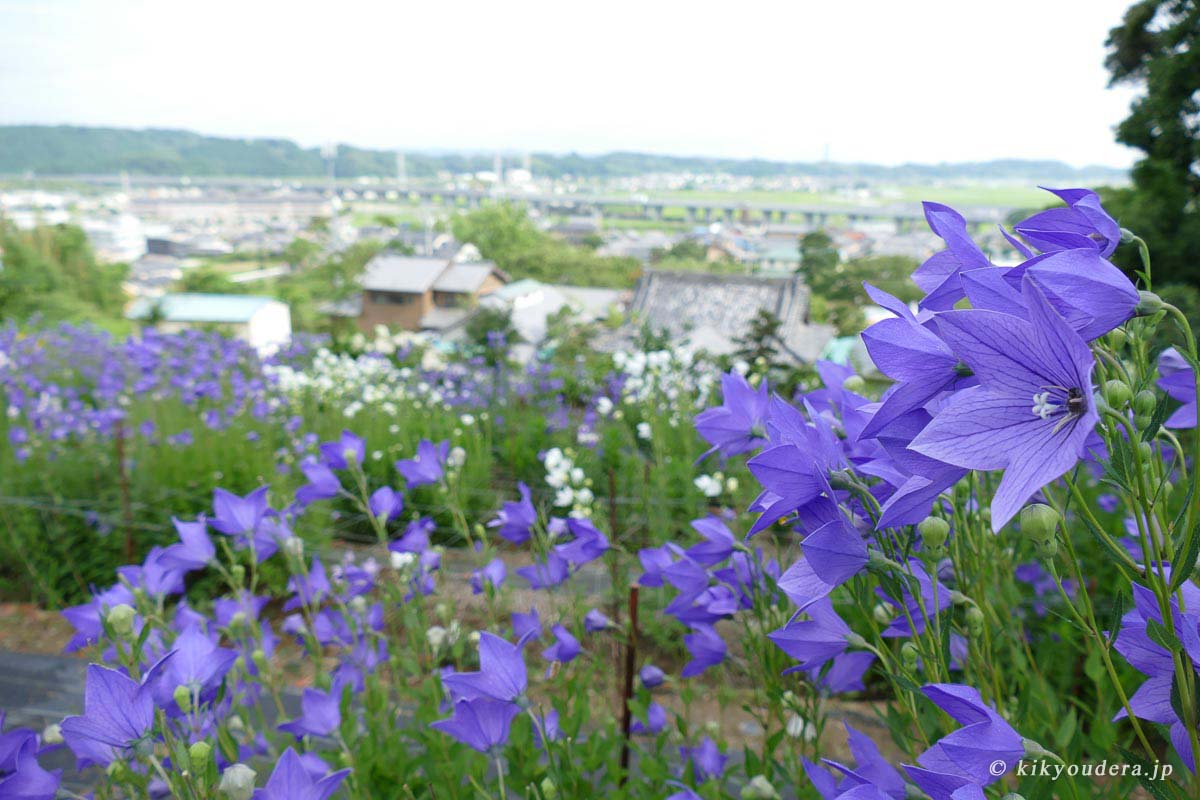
[275,239,385,331]
[451,204,641,287]
[0,221,128,324]
[463,306,520,364]
[1104,1,1200,287]
[799,231,920,335]
[175,265,238,294]
[281,236,323,270]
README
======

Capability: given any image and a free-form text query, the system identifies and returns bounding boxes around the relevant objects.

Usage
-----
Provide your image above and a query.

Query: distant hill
[0,125,1129,183]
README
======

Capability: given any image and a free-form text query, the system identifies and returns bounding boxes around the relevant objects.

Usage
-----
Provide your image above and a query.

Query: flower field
[0,188,1198,799]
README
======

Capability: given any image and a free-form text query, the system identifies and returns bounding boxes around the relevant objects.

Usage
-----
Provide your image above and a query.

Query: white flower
[575,487,594,506]
[448,446,467,467]
[390,551,416,571]
[637,422,652,440]
[694,474,722,498]
[554,486,575,507]
[460,414,476,426]
[569,467,585,485]
[219,764,257,800]
[596,397,614,416]
[725,476,740,493]
[426,625,448,650]
[785,714,816,741]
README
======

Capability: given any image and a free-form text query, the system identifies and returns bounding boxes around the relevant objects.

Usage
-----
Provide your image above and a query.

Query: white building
[125,293,292,352]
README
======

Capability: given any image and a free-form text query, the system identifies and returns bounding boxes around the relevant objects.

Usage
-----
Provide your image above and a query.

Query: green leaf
[1170,526,1200,593]
[1146,618,1182,654]
[1103,588,1128,644]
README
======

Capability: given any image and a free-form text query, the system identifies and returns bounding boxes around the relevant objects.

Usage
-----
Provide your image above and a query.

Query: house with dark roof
[622,270,833,364]
[338,253,509,333]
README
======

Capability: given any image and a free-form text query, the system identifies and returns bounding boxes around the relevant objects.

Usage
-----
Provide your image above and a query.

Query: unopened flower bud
[1019,504,1060,543]
[900,642,920,669]
[965,606,985,636]
[41,723,62,745]
[1102,380,1133,409]
[228,611,247,631]
[1138,441,1154,460]
[1108,328,1128,350]
[107,761,130,781]
[741,775,781,799]
[540,777,558,799]
[873,603,893,626]
[174,685,193,713]
[251,649,269,673]
[1120,227,1136,244]
[843,375,867,394]
[219,763,257,800]
[231,564,246,584]
[189,740,212,765]
[106,604,136,638]
[1135,290,1164,316]
[1137,386,1156,412]
[918,517,950,551]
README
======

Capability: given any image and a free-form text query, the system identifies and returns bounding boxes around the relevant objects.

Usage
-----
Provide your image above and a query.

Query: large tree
[1104,0,1200,287]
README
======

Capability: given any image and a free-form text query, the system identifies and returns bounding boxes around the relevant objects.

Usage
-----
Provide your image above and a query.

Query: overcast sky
[0,0,1141,167]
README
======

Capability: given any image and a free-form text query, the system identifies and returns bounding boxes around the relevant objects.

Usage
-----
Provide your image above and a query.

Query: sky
[0,0,1142,167]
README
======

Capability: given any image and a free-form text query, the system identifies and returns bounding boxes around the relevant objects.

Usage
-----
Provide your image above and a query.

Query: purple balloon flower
[489,482,537,544]
[470,558,507,595]
[909,279,1098,531]
[395,439,450,487]
[159,516,215,573]
[210,486,270,537]
[681,736,727,783]
[368,486,404,521]
[904,683,1025,796]
[639,664,665,689]
[318,430,365,470]
[253,747,349,800]
[542,624,581,663]
[1015,187,1121,257]
[442,632,528,703]
[0,738,59,800]
[278,684,342,739]
[61,652,175,768]
[584,608,611,632]
[431,697,521,755]
[681,624,726,677]
[694,370,769,460]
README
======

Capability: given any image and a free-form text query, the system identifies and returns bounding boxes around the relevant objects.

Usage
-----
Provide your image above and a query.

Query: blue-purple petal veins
[60,651,175,768]
[909,279,1099,531]
[804,721,906,799]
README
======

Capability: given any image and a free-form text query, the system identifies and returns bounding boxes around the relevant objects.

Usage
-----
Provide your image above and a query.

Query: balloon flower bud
[1101,380,1132,410]
[1133,389,1157,416]
[918,517,950,551]
[105,604,136,638]
[1134,290,1164,316]
[188,740,212,765]
[1019,504,1060,545]
[843,375,867,394]
[965,606,985,636]
[173,685,193,713]
[1108,327,1128,350]
[900,642,920,669]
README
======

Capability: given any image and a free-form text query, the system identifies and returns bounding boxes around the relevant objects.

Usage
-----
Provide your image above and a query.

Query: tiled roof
[361,255,449,293]
[627,270,833,363]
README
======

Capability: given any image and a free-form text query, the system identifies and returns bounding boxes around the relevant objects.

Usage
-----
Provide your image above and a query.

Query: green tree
[798,231,839,283]
[451,203,640,287]
[0,222,127,323]
[281,237,322,271]
[1104,0,1200,287]
[176,266,238,294]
